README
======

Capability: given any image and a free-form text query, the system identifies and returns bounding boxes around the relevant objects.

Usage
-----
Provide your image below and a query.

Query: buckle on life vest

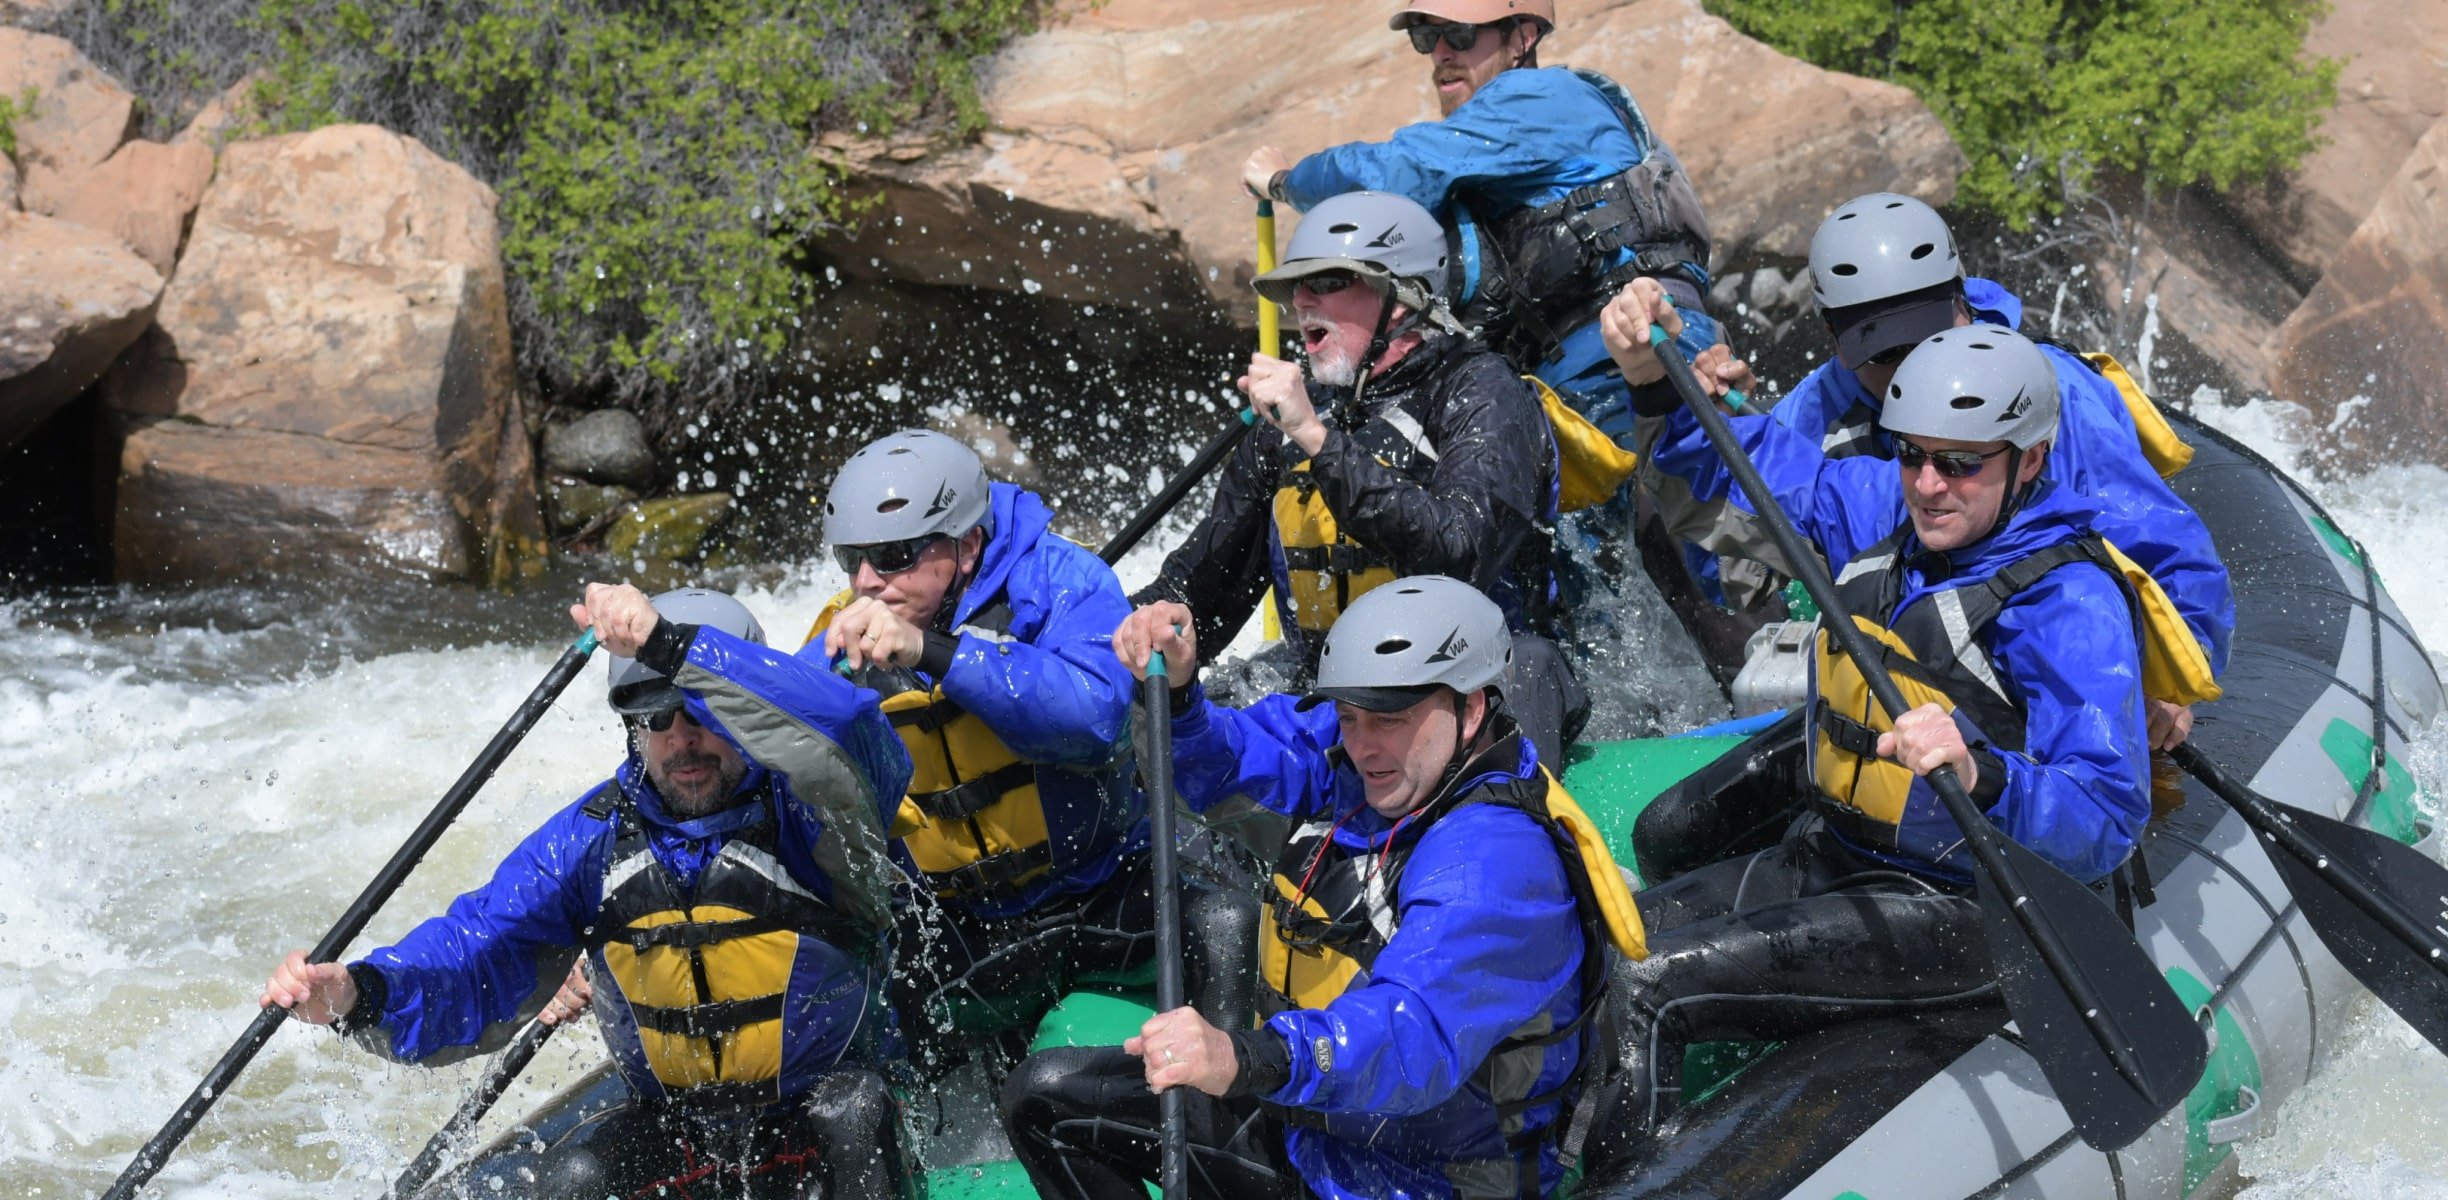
[614,913,796,953]
[911,762,1037,822]
[628,992,788,1039]
[888,695,967,736]
[926,843,1058,902]
[1279,543,1389,576]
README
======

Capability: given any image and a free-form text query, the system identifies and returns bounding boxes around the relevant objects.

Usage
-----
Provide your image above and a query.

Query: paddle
[1142,648,1190,1199]
[388,1017,559,1199]
[1257,199,1282,358]
[103,631,601,1200]
[1646,325,2206,1151]
[2170,743,2448,1053]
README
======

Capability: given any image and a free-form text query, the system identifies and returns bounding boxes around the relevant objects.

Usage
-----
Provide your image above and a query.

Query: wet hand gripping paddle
[1141,648,1190,1200]
[104,631,602,1200]
[2172,743,2448,1054]
[1647,326,2206,1151]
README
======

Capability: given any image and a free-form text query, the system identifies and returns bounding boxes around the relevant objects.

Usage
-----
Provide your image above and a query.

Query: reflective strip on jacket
[1165,691,1587,1200]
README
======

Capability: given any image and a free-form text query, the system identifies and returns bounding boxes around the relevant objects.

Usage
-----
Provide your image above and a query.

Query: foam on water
[4,406,2446,1197]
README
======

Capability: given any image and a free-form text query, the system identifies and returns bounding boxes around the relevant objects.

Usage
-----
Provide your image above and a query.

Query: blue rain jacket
[822,480,1146,919]
[1646,405,2152,883]
[355,627,912,1100]
[1281,65,1722,438]
[1166,692,1586,1200]
[1768,276,2235,673]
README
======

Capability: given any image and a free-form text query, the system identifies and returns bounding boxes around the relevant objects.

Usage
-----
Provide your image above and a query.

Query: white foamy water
[4,402,2446,1198]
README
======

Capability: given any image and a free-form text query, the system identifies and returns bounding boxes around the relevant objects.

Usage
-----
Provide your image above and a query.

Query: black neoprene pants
[465,1068,901,1200]
[1607,818,1997,1133]
[999,1045,1305,1200]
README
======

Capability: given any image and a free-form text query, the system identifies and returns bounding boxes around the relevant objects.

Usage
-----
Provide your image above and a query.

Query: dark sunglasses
[630,705,698,734]
[1297,271,1363,297]
[1895,440,2009,479]
[1406,19,1508,54]
[1864,342,1915,367]
[833,533,945,577]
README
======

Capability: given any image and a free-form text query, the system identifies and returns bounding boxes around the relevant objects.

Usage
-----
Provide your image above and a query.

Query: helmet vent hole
[877,498,909,513]
[1951,396,1984,410]
[1328,222,1361,234]
[1884,200,1905,209]
[1831,263,1859,276]
[1374,638,1413,656]
[1888,384,1904,400]
[1969,341,1995,350]
[1910,243,1935,260]
[1837,212,1857,221]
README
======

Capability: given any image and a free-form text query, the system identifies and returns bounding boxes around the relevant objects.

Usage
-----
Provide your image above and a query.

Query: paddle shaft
[1646,327,2161,1095]
[389,1018,560,1199]
[2171,743,2448,979]
[104,632,600,1200]
[1098,411,1257,565]
[1257,200,1281,358]
[1141,651,1191,1200]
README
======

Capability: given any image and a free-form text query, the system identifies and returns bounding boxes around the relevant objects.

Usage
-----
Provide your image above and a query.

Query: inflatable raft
[412,408,2441,1200]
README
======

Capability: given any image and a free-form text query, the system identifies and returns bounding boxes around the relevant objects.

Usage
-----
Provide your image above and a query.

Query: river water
[2,399,2443,1198]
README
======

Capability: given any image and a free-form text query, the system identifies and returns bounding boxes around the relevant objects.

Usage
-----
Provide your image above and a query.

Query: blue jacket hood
[956,480,1053,627]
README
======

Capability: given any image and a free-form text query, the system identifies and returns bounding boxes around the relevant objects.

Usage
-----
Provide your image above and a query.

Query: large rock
[0,30,136,216]
[2223,0,2448,283]
[827,0,1962,316]
[0,210,162,449]
[2266,116,2448,470]
[105,124,529,585]
[53,138,215,275]
[1,154,16,210]
[542,407,655,488]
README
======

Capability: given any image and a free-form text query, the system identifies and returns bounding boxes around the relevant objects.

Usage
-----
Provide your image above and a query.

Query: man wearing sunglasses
[1628,193,2232,751]
[263,584,912,1197]
[811,429,1252,1081]
[1240,0,1719,440]
[1133,189,1588,765]
[1581,319,2192,1149]
[1008,578,1635,1200]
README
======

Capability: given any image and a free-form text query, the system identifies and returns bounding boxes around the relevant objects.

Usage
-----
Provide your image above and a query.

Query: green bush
[0,86,34,161]
[55,0,1049,405]
[1708,0,2339,229]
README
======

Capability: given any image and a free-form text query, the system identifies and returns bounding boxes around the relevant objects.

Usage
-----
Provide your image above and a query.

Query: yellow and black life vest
[1258,735,1647,1148]
[2077,351,2194,480]
[1270,405,1441,635]
[1811,527,2218,847]
[1535,375,1643,513]
[809,592,1055,905]
[583,786,867,1107]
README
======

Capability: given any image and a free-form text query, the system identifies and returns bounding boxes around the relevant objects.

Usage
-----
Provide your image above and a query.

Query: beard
[648,748,748,817]
[1306,326,1360,389]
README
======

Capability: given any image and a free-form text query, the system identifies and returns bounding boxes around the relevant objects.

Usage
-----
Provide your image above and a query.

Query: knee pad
[1184,888,1259,1031]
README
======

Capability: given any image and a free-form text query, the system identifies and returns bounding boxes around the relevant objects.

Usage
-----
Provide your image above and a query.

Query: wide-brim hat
[1293,683,1441,713]
[1252,257,1394,307]
[1825,282,1962,371]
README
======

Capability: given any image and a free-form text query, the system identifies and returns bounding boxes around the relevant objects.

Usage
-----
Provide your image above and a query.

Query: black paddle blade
[2260,803,2448,1053]
[1977,835,2207,1151]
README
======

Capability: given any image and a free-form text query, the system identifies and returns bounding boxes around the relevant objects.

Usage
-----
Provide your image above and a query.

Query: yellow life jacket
[1534,375,1642,513]
[1269,405,1439,635]
[807,591,1055,905]
[2078,351,2194,480]
[1810,528,2215,845]
[584,786,867,1107]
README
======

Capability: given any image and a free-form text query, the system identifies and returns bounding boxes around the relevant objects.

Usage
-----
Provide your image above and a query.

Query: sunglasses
[1864,342,1915,367]
[1895,440,2009,479]
[1406,19,1508,54]
[833,533,946,577]
[630,705,698,734]
[1297,271,1363,297]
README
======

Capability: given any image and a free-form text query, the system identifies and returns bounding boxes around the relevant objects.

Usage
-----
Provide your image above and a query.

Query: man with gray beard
[1134,190,1584,761]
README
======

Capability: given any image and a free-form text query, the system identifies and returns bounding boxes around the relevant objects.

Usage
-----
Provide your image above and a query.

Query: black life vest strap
[910,761,1037,822]
[1815,703,1884,759]
[1279,542,1392,576]
[888,693,968,736]
[627,992,787,1038]
[924,842,1058,903]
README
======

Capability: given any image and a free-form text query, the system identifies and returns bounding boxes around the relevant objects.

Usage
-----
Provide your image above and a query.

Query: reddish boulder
[0,210,162,449]
[0,29,136,215]
[53,138,215,275]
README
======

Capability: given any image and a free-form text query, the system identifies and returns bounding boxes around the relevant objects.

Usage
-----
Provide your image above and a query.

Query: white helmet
[1880,326,2060,451]
[1297,576,1512,712]
[822,429,992,547]
[1809,193,1966,370]
[1254,190,1451,314]
[606,588,766,715]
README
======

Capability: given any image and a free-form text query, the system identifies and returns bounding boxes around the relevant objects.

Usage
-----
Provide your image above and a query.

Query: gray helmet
[1254,190,1451,314]
[1809,193,1966,370]
[607,588,767,715]
[822,429,992,547]
[1879,326,2060,451]
[1297,576,1512,712]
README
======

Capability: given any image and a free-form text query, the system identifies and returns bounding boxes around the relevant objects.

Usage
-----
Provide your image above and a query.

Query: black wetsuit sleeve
[1226,1026,1293,1099]
[1307,357,1547,594]
[634,618,698,676]
[1132,428,1283,658]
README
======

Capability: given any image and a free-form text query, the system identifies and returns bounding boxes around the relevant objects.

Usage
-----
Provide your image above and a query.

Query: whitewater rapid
[2,399,2443,1197]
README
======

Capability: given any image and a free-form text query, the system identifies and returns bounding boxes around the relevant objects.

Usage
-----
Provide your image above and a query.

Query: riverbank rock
[825,0,1963,318]
[104,123,531,586]
[1,155,17,209]
[53,137,215,275]
[606,492,734,563]
[2266,117,2448,471]
[0,29,135,215]
[0,210,161,449]
[542,408,655,488]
